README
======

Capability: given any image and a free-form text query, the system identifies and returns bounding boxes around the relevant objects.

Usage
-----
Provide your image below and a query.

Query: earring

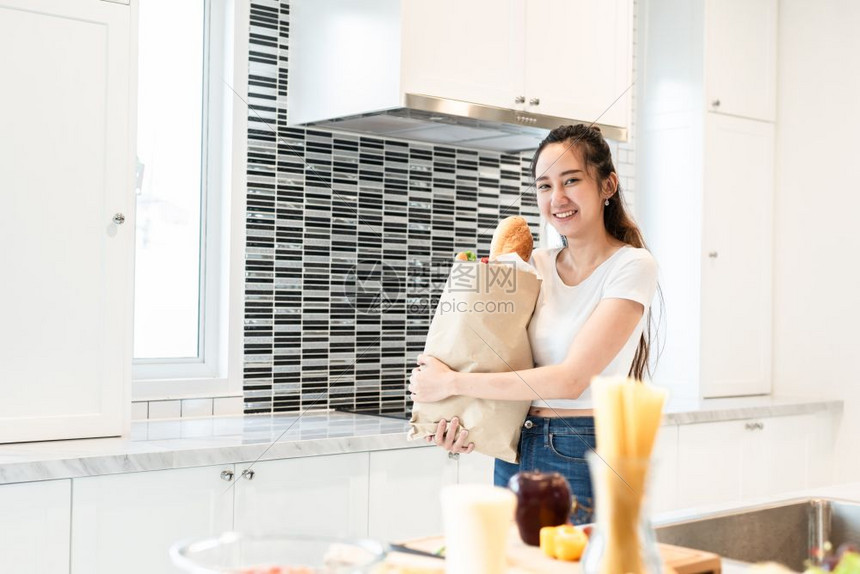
[604,198,610,206]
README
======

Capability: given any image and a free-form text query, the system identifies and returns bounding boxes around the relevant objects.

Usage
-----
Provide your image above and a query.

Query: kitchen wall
[132,0,640,419]
[773,0,860,482]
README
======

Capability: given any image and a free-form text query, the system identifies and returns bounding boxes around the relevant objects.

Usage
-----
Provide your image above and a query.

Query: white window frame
[132,0,248,402]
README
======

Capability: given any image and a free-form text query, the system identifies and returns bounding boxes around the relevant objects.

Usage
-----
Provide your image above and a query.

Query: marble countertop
[0,411,414,485]
[662,394,843,424]
[0,395,842,486]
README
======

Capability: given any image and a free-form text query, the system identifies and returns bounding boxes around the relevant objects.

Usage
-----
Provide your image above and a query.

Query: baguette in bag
[408,252,541,463]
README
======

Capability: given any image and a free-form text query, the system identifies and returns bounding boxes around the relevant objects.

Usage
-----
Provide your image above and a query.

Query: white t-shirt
[527,245,659,409]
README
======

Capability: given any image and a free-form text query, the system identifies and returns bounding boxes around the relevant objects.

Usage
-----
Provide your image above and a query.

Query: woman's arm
[409,297,645,403]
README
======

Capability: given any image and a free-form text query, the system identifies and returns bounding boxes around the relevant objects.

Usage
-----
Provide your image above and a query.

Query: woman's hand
[408,354,457,403]
[424,417,475,454]
[410,355,473,453]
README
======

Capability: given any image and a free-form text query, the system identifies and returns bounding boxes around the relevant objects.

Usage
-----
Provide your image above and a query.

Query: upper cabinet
[0,0,135,443]
[524,0,632,128]
[704,0,777,121]
[402,0,632,130]
[400,0,523,112]
[289,0,633,150]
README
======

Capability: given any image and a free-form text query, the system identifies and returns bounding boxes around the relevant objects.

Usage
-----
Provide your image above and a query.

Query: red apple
[508,471,573,546]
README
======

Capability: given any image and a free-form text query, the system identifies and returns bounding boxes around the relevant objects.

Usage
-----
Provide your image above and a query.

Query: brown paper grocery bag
[408,258,541,463]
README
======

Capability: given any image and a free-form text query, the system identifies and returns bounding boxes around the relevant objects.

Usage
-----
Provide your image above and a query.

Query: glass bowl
[170,532,388,574]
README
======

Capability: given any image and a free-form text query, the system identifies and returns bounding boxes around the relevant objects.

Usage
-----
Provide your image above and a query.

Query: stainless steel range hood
[302,94,627,153]
[287,0,629,153]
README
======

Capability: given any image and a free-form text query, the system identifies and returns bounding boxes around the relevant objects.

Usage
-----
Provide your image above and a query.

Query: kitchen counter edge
[0,396,843,486]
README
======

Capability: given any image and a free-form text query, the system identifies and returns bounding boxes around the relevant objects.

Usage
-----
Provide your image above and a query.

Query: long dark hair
[531,124,663,381]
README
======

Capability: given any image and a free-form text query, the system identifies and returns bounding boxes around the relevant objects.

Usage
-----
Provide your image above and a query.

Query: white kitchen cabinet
[403,0,632,132]
[0,480,71,574]
[71,465,234,574]
[523,0,632,129]
[64,446,505,572]
[676,414,832,509]
[699,115,774,397]
[650,424,679,514]
[641,112,775,398]
[744,414,811,499]
[640,0,777,399]
[808,410,838,489]
[704,0,777,121]
[368,447,458,541]
[233,453,370,538]
[400,0,522,113]
[0,0,135,442]
[677,419,745,508]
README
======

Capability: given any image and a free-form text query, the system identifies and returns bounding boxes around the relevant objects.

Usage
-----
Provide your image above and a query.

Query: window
[132,0,248,400]
[134,1,206,361]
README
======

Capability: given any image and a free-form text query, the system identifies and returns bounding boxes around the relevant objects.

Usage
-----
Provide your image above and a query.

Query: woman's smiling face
[534,142,607,238]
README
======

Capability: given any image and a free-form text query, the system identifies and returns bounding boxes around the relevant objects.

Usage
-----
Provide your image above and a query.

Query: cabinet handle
[241,469,256,480]
[711,99,721,108]
[514,96,525,104]
[113,213,126,225]
[529,98,540,106]
[756,422,764,430]
[448,452,460,460]
[745,422,756,431]
[708,251,718,258]
[220,470,234,481]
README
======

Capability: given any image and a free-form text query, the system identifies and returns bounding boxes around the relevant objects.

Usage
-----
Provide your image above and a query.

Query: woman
[407,124,660,524]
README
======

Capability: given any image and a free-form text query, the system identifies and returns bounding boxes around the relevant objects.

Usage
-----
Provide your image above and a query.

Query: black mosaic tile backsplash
[242,0,613,415]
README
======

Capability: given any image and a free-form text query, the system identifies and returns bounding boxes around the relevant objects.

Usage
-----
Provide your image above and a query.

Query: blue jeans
[494,415,596,525]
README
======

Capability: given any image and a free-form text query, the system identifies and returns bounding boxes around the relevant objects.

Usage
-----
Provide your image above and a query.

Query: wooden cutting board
[381,528,721,574]
[659,543,722,574]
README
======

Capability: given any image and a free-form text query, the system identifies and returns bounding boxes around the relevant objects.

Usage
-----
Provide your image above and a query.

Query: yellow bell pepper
[539,524,588,561]
[539,526,558,558]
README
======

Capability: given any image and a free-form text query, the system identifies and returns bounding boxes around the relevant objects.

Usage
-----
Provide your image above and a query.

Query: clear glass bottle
[582,452,664,574]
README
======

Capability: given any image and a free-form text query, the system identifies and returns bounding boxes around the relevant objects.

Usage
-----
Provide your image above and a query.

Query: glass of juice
[440,484,517,574]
